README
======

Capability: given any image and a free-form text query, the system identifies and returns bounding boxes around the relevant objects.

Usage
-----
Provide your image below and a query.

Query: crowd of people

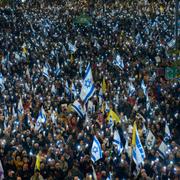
[0,0,179,179]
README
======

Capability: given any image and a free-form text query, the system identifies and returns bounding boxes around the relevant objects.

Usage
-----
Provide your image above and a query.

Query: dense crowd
[0,0,179,179]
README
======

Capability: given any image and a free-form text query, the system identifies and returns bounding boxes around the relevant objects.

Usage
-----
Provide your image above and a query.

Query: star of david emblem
[93,146,98,153]
[85,79,91,88]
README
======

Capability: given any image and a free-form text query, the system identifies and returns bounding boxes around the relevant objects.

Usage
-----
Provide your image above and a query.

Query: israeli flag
[141,80,147,96]
[128,81,135,96]
[145,130,156,150]
[68,42,77,53]
[65,80,70,96]
[164,123,171,142]
[72,100,85,119]
[0,73,5,92]
[71,82,77,97]
[113,54,124,70]
[107,115,114,132]
[91,136,103,163]
[132,128,146,166]
[51,84,57,95]
[158,141,168,159]
[55,62,61,76]
[146,93,150,110]
[135,32,142,44]
[42,65,49,79]
[17,98,24,116]
[80,64,95,104]
[12,106,17,118]
[105,102,110,113]
[37,107,46,124]
[113,130,123,155]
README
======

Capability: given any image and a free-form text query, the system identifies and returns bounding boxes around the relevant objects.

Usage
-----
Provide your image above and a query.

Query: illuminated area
[0,0,179,179]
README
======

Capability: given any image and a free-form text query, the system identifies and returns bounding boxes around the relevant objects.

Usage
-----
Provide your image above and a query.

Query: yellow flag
[107,109,120,123]
[160,5,164,13]
[102,78,106,94]
[35,154,41,171]
[132,121,137,147]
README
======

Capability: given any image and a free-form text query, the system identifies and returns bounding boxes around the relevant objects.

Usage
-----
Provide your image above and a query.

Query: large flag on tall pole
[80,64,95,104]
[132,122,146,166]
[91,136,102,163]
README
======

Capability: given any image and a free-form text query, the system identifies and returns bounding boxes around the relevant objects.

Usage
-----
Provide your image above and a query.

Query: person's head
[23,163,29,171]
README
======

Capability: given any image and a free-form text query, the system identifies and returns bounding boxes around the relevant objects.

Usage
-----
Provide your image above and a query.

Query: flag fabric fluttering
[91,136,103,163]
[68,42,77,53]
[132,122,146,166]
[141,80,147,96]
[51,84,57,95]
[71,82,77,98]
[42,65,49,79]
[158,141,168,159]
[0,160,4,180]
[164,123,171,142]
[145,130,156,150]
[17,98,24,116]
[113,54,124,70]
[55,62,61,76]
[107,109,120,123]
[113,130,123,155]
[35,107,46,131]
[35,153,41,171]
[65,80,70,96]
[0,73,5,92]
[128,81,135,96]
[72,100,85,119]
[102,78,106,94]
[80,64,95,104]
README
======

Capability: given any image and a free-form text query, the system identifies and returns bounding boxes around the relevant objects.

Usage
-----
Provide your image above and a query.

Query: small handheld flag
[80,64,95,104]
[113,130,123,155]
[91,136,102,163]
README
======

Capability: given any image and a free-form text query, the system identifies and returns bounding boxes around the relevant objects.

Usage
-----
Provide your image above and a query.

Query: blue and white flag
[0,73,5,92]
[113,54,124,70]
[71,82,77,97]
[68,42,77,53]
[65,80,70,96]
[35,107,46,131]
[42,65,49,79]
[91,136,102,163]
[164,123,171,142]
[135,32,142,44]
[113,130,123,155]
[51,84,57,95]
[158,141,168,159]
[37,107,46,124]
[12,106,17,119]
[17,98,24,116]
[145,130,156,150]
[107,115,114,132]
[55,62,61,76]
[132,128,146,166]
[80,64,95,104]
[146,93,150,110]
[141,80,147,96]
[128,81,135,96]
[105,102,110,113]
[72,100,85,119]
